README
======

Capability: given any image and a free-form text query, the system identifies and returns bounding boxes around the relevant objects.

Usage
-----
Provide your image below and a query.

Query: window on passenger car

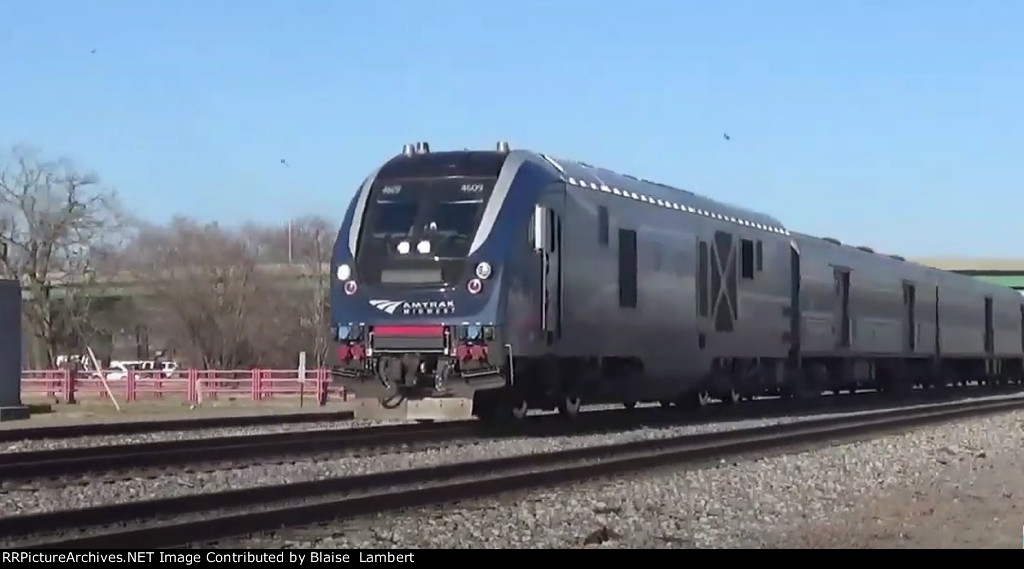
[741,239,755,279]
[755,240,763,271]
[598,206,609,246]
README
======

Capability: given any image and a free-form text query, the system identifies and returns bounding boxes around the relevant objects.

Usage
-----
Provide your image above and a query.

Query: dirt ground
[769,442,1024,548]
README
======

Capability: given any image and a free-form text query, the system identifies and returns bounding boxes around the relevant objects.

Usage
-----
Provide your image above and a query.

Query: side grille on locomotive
[371,325,446,352]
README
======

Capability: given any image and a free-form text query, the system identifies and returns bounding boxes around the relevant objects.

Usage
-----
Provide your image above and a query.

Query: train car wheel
[677,390,712,410]
[474,391,528,423]
[622,400,637,410]
[511,398,529,420]
[557,396,581,419]
[380,391,404,410]
[698,391,713,406]
[720,390,741,405]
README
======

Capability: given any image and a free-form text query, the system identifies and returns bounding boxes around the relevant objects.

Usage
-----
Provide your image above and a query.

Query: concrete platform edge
[353,398,473,421]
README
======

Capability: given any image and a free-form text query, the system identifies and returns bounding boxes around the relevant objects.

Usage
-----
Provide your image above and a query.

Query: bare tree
[288,215,334,367]
[125,217,274,369]
[0,145,124,366]
[239,221,289,263]
[239,216,336,368]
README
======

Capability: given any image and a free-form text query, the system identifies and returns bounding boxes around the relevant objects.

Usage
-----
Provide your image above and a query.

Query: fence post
[251,368,261,401]
[45,372,56,399]
[316,367,328,406]
[187,369,197,404]
[64,369,77,405]
[126,369,136,403]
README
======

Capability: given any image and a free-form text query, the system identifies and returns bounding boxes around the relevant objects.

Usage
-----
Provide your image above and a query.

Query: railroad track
[7,396,1023,549]
[4,386,1022,481]
[0,410,357,443]
[0,420,479,480]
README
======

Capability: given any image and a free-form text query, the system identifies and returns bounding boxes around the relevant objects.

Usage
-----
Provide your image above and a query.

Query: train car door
[1019,303,1024,354]
[934,285,941,357]
[788,240,801,358]
[902,282,916,352]
[984,296,994,354]
[533,205,562,346]
[833,267,851,347]
[696,238,710,349]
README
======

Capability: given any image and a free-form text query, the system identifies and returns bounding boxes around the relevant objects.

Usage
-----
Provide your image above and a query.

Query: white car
[159,361,179,377]
[104,364,130,381]
[101,361,180,380]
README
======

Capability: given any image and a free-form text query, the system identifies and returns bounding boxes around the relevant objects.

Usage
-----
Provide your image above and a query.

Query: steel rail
[10,396,1023,549]
[7,383,1018,445]
[0,420,476,479]
[6,387,1018,480]
[0,410,357,443]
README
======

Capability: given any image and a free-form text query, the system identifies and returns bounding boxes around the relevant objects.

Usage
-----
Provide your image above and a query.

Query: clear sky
[2,0,1021,257]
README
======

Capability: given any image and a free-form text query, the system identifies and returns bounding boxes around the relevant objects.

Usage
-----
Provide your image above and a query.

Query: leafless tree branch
[0,145,125,365]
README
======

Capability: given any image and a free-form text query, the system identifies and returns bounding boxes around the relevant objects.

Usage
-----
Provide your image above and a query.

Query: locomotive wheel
[511,398,529,420]
[659,400,673,408]
[379,389,405,410]
[677,390,713,410]
[622,400,637,410]
[791,375,822,400]
[557,395,582,419]
[474,391,528,423]
[697,391,713,407]
[720,390,741,405]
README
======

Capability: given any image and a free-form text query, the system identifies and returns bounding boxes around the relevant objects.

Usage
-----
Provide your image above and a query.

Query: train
[329,141,1024,422]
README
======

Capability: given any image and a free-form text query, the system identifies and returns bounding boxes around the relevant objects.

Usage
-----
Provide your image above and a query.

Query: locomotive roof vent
[496,141,511,153]
[415,141,431,154]
[402,143,415,157]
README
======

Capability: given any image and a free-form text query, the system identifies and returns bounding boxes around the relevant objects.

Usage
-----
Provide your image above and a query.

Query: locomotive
[330,141,1024,422]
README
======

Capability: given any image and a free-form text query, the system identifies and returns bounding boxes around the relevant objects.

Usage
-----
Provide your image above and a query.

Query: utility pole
[287,219,293,264]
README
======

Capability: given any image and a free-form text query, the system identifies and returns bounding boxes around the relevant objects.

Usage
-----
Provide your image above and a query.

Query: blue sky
[2,0,1021,257]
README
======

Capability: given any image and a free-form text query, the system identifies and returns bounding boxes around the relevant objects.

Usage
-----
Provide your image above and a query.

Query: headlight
[336,264,351,281]
[475,262,492,279]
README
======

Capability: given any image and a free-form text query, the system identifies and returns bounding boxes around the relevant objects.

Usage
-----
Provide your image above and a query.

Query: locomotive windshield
[355,177,495,287]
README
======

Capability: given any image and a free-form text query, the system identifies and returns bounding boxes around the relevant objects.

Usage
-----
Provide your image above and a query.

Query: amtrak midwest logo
[369,299,455,315]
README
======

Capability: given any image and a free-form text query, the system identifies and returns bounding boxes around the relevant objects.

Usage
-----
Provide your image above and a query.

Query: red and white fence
[21,368,347,406]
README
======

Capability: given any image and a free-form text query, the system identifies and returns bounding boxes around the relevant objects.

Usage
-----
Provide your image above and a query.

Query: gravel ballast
[4,391,1016,455]
[4,393,1021,518]
[231,407,1024,549]
[3,414,809,515]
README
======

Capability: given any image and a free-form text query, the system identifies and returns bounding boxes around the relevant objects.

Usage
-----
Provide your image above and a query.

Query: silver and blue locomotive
[330,141,1024,421]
